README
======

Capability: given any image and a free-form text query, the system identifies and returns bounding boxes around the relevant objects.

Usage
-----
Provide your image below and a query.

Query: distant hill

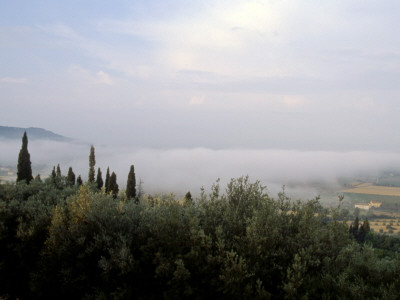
[0,126,71,142]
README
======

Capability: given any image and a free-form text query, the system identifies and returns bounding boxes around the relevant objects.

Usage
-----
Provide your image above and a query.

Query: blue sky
[2,0,400,150]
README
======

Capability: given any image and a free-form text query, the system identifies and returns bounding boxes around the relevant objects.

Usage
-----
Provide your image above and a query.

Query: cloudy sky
[2,0,400,150]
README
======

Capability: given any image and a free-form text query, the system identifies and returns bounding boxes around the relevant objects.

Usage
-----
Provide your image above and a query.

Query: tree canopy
[1,176,400,299]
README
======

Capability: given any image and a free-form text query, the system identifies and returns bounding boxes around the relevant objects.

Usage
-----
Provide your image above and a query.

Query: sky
[1,0,400,150]
[2,1,400,195]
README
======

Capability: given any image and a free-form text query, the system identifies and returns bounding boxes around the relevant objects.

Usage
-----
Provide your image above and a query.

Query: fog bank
[2,139,400,198]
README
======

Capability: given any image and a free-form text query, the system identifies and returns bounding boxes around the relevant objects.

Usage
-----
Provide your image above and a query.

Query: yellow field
[370,219,400,235]
[348,219,400,235]
[342,183,400,197]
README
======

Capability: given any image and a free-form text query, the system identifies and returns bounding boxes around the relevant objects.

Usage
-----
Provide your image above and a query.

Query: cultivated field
[0,175,16,183]
[369,219,400,235]
[342,182,400,196]
[348,219,400,235]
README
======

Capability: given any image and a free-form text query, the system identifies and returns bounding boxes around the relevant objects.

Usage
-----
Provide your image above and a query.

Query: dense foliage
[1,176,400,299]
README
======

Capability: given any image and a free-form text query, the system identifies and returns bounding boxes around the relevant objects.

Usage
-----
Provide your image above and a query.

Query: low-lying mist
[2,139,400,200]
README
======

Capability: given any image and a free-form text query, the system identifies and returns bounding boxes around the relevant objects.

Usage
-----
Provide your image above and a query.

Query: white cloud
[96,70,113,85]
[189,96,205,106]
[95,1,288,77]
[32,1,400,89]
[68,65,114,85]
[283,96,306,108]
[92,1,366,83]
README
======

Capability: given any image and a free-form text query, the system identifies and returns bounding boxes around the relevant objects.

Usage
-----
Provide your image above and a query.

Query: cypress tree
[67,167,76,186]
[88,145,96,182]
[35,174,42,182]
[137,178,144,199]
[184,191,193,205]
[126,165,136,200]
[56,164,61,177]
[17,131,33,184]
[363,218,370,234]
[350,216,360,240]
[105,167,110,193]
[358,219,371,243]
[76,175,83,186]
[96,167,103,190]
[109,172,119,198]
[51,166,56,180]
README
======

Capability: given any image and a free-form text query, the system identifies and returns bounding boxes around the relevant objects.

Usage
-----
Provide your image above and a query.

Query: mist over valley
[2,130,400,202]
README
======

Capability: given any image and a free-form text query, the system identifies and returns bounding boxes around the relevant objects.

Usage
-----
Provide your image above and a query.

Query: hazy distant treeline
[1,176,400,299]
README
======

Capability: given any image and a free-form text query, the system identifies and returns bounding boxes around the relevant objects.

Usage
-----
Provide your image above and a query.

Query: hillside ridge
[0,126,71,141]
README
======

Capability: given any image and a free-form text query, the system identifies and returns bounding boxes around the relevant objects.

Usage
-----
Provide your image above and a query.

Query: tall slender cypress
[184,191,193,205]
[51,166,56,179]
[67,167,76,186]
[126,165,136,200]
[105,167,110,193]
[17,131,33,184]
[88,145,96,182]
[76,175,83,186]
[96,167,103,189]
[56,164,61,177]
[109,172,119,198]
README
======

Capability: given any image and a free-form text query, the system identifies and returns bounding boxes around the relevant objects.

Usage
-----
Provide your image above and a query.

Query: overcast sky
[2,0,400,150]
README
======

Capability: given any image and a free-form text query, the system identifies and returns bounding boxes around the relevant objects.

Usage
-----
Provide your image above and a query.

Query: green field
[377,176,400,187]
[343,192,400,203]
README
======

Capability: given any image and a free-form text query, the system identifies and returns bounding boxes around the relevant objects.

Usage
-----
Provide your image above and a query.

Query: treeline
[2,178,400,299]
[1,133,400,299]
[16,132,138,200]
